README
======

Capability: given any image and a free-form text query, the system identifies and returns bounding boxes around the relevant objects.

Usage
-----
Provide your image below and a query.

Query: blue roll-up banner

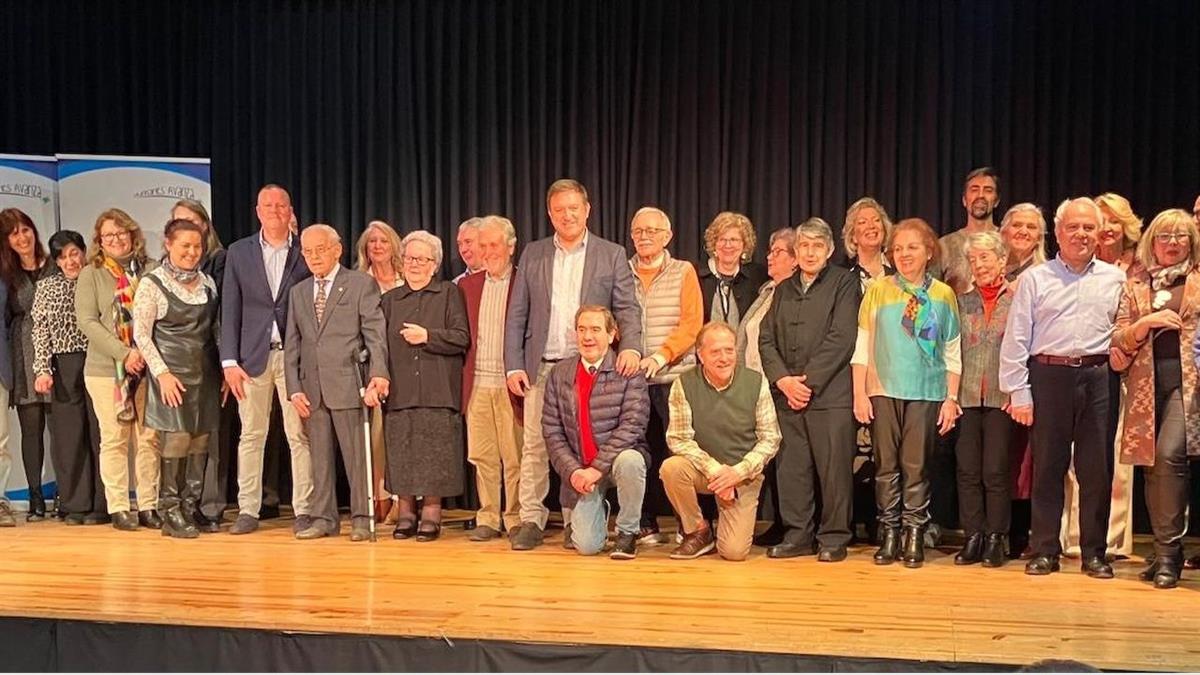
[56,154,212,259]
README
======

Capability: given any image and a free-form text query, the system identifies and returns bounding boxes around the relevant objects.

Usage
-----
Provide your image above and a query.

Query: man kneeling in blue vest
[543,305,650,559]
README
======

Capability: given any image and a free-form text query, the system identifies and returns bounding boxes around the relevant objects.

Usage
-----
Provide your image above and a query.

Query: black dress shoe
[415,521,441,542]
[1154,560,1182,589]
[1139,559,1160,582]
[392,520,417,540]
[194,510,222,533]
[901,526,925,568]
[818,546,847,563]
[1081,555,1114,579]
[64,513,86,526]
[767,541,816,559]
[874,528,901,565]
[981,533,1007,568]
[954,532,984,565]
[138,510,163,529]
[112,511,140,531]
[1024,554,1060,575]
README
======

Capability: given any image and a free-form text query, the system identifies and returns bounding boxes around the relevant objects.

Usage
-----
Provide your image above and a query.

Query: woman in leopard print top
[31,230,106,524]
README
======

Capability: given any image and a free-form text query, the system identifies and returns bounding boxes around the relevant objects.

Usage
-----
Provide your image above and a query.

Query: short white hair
[962,230,1008,261]
[479,214,517,247]
[458,217,484,234]
[1054,197,1103,229]
[631,206,672,231]
[301,223,341,244]
[401,230,444,266]
[794,217,833,250]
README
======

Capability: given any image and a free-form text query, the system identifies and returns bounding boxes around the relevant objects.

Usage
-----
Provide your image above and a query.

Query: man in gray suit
[505,178,643,550]
[285,224,390,542]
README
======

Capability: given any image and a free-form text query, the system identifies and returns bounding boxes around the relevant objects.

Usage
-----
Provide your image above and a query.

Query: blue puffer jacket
[542,349,650,509]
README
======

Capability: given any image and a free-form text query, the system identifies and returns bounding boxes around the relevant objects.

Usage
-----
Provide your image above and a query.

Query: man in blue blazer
[504,178,643,550]
[221,184,314,535]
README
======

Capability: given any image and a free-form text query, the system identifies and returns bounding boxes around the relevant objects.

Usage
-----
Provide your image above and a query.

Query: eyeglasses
[1155,232,1192,244]
[99,231,131,243]
[766,247,791,258]
[301,245,333,257]
[403,255,436,265]
[631,227,667,238]
[717,236,744,246]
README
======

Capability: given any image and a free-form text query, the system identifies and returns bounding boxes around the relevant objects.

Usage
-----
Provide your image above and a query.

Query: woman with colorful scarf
[851,218,962,569]
[133,218,220,539]
[76,208,162,532]
[1111,209,1200,589]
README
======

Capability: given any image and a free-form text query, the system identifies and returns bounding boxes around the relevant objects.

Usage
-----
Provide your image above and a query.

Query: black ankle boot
[1154,559,1182,589]
[981,533,1007,568]
[26,491,46,522]
[159,458,199,539]
[874,527,901,565]
[955,532,984,565]
[902,526,925,568]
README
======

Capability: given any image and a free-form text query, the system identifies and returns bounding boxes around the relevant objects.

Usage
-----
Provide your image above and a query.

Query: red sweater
[575,361,599,466]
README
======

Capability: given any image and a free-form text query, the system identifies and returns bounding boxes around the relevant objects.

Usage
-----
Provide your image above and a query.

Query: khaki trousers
[84,375,160,513]
[516,361,556,528]
[661,455,764,561]
[467,385,523,531]
[234,350,313,518]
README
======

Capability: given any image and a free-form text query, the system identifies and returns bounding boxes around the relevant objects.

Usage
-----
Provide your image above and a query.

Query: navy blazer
[220,232,311,377]
[503,232,643,377]
[0,279,12,390]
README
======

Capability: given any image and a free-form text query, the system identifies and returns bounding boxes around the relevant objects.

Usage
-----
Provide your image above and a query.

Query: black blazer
[757,265,861,410]
[696,260,768,326]
[220,233,311,377]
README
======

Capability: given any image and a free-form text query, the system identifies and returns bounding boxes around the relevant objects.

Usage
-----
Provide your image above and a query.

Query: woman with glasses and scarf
[852,218,962,569]
[696,212,768,329]
[76,208,162,531]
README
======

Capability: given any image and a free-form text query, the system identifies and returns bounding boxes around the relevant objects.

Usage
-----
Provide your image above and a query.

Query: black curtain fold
[3,0,1197,275]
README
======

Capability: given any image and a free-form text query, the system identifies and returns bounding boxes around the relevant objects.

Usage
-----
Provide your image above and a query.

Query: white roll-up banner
[56,154,212,260]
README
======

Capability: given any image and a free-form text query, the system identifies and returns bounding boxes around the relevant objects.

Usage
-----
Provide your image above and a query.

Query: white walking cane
[357,348,377,542]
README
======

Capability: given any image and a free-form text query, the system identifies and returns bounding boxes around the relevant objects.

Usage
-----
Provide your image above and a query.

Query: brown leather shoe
[670,526,716,560]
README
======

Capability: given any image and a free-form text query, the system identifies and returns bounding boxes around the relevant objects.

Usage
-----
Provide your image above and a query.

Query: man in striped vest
[628,206,704,543]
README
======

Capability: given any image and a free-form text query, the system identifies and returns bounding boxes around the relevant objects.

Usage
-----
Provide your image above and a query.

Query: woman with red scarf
[953,231,1017,568]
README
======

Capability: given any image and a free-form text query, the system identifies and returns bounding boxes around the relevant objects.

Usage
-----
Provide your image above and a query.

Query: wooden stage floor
[3,514,1199,671]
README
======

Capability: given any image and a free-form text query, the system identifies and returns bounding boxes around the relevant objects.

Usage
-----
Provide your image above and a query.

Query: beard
[970,199,993,220]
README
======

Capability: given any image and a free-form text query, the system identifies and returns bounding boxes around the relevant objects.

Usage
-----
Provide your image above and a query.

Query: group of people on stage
[1,171,1199,589]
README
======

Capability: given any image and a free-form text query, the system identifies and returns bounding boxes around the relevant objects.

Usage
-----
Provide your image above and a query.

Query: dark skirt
[385,407,464,497]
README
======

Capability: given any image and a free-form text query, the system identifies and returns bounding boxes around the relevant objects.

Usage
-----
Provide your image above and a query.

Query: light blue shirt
[543,232,589,360]
[999,255,1125,408]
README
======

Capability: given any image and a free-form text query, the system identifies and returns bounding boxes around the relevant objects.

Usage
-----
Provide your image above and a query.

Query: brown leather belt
[1032,354,1107,368]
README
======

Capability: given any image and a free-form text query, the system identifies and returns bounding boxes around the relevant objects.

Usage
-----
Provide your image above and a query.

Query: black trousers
[640,384,673,523]
[18,401,48,501]
[955,406,1012,535]
[1029,361,1113,558]
[870,397,939,529]
[200,394,238,519]
[1146,385,1189,560]
[776,406,856,549]
[47,352,104,515]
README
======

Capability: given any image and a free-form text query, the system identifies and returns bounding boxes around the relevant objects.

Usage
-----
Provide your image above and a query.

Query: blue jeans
[570,449,646,555]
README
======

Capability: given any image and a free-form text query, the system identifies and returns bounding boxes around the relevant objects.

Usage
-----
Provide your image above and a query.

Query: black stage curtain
[2,0,1198,274]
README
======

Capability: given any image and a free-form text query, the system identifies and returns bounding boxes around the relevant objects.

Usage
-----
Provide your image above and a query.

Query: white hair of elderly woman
[401,229,444,267]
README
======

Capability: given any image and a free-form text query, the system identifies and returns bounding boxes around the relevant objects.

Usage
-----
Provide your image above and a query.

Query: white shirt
[543,232,589,360]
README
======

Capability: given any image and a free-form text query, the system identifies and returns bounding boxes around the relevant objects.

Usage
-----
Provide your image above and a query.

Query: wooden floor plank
[2,518,1198,670]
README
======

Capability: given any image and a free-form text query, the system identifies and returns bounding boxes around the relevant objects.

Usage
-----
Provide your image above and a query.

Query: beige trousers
[517,362,556,528]
[84,375,160,513]
[467,385,523,531]
[234,350,313,518]
[661,455,764,561]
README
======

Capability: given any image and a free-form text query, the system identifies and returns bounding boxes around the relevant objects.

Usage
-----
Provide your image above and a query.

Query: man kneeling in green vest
[662,322,782,561]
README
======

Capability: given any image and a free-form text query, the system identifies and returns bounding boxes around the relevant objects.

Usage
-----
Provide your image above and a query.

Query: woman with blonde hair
[696,211,767,327]
[354,219,405,524]
[76,208,162,531]
[1110,209,1200,588]
[841,197,895,291]
[1095,192,1142,273]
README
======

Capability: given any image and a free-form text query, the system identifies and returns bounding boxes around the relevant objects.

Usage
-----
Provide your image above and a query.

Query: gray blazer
[503,233,643,377]
[284,268,388,411]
